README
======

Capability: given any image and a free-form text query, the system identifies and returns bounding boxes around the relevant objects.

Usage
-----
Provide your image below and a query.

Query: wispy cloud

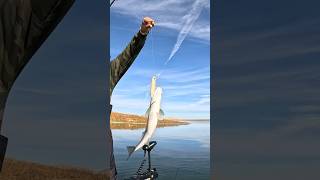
[111,0,210,41]
[111,0,210,119]
[129,67,210,83]
[111,67,210,119]
[160,67,210,83]
[165,0,207,64]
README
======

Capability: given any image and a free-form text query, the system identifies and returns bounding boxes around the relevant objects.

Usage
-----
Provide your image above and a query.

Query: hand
[140,17,155,35]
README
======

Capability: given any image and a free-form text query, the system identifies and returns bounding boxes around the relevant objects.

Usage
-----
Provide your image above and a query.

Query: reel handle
[142,141,157,151]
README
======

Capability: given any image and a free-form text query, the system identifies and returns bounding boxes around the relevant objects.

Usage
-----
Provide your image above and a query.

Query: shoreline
[110,112,189,130]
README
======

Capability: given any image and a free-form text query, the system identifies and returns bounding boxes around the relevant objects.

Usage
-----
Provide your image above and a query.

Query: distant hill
[0,158,108,180]
[110,112,189,129]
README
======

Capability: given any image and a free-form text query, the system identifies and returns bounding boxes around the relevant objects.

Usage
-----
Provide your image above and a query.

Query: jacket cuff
[138,29,148,37]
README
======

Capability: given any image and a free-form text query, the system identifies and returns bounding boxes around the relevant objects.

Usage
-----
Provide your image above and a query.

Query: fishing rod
[110,0,117,7]
[125,141,158,180]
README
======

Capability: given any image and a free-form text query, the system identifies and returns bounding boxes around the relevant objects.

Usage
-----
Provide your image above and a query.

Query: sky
[2,1,109,170]
[213,0,320,179]
[0,0,210,171]
[110,0,210,119]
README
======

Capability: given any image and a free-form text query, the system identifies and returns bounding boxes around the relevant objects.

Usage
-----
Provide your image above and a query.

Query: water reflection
[112,120,210,180]
[111,121,189,130]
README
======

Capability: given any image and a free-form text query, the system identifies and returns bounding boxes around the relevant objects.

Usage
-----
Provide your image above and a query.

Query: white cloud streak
[111,0,210,41]
[165,0,207,64]
[111,1,210,118]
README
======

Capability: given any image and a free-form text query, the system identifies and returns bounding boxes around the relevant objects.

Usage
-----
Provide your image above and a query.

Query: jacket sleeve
[109,31,147,96]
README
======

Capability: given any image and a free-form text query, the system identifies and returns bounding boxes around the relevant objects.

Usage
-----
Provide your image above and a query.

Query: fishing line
[149,27,170,79]
[151,25,181,79]
[150,29,156,66]
[150,28,167,81]
[148,23,167,80]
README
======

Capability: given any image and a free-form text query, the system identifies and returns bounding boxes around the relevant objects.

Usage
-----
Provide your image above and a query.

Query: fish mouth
[153,74,160,79]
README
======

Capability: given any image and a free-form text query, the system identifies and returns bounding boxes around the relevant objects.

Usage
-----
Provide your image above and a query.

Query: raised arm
[109,17,155,96]
[109,31,146,96]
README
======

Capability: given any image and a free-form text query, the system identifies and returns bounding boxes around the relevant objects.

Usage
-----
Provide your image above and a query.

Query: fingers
[143,17,153,22]
[146,24,153,28]
[140,17,155,34]
[150,21,155,27]
[143,17,155,28]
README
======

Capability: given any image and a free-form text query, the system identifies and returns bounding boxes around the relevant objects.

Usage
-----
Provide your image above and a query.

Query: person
[0,2,153,178]
[0,0,75,170]
[107,17,155,179]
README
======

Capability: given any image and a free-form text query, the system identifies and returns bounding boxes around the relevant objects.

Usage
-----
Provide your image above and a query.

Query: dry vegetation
[0,159,108,180]
[110,112,189,129]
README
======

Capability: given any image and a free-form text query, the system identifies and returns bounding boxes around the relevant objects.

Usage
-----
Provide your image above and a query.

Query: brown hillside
[0,158,108,180]
[110,112,189,129]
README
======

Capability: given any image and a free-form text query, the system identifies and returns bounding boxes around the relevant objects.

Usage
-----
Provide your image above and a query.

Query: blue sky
[110,0,210,119]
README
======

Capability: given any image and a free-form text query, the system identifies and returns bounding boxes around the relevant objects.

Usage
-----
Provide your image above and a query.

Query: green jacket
[107,31,147,178]
[109,31,147,97]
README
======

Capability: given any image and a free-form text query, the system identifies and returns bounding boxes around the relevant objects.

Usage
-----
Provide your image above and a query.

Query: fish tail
[126,146,135,160]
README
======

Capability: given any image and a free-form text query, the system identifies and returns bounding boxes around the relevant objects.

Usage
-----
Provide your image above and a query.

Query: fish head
[152,75,157,81]
[150,75,157,97]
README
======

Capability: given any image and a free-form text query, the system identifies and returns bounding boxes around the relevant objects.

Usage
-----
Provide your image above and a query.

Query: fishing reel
[125,141,158,180]
[126,170,158,180]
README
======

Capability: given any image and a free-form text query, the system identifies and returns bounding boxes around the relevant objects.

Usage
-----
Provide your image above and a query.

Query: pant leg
[106,128,117,180]
[106,104,117,179]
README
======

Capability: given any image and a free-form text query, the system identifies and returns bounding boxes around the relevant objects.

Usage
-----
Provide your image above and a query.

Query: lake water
[112,120,210,180]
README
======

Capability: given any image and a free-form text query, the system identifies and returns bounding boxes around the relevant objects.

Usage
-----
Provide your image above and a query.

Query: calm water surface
[112,120,210,180]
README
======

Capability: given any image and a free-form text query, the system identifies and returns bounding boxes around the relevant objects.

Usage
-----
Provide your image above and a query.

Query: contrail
[164,0,206,65]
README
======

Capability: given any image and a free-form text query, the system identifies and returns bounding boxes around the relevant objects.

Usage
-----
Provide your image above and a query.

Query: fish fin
[144,106,151,118]
[158,109,165,120]
[126,146,136,160]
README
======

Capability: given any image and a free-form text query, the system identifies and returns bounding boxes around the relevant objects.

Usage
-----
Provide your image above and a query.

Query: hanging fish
[127,77,164,159]
[150,75,157,98]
